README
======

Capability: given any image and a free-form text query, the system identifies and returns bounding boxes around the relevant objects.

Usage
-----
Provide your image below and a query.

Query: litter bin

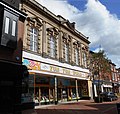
[116,103,120,114]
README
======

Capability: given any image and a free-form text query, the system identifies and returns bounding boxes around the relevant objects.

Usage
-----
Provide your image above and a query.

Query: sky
[36,0,120,68]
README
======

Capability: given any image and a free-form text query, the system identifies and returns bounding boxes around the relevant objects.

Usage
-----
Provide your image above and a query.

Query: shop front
[23,58,91,105]
[28,74,55,105]
[102,81,113,92]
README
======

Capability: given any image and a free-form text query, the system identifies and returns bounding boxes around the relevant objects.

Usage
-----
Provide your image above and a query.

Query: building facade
[89,50,120,99]
[110,62,120,93]
[0,0,26,113]
[89,51,113,98]
[116,68,120,93]
[21,0,91,105]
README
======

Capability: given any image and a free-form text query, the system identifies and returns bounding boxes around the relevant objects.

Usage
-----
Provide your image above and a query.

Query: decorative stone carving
[26,16,43,53]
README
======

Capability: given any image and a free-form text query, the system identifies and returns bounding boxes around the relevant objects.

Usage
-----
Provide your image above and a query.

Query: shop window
[30,27,38,52]
[35,76,49,84]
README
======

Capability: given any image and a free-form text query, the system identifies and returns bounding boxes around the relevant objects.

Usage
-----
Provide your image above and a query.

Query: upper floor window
[4,17,10,34]
[4,17,17,36]
[82,52,87,67]
[30,27,38,52]
[12,20,16,36]
[1,8,18,49]
[115,73,117,81]
[112,72,115,81]
[65,43,69,62]
[75,48,79,65]
[49,36,56,58]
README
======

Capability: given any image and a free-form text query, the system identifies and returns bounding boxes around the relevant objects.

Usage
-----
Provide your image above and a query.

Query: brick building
[0,0,26,113]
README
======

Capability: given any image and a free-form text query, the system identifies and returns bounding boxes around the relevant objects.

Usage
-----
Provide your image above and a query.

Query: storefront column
[59,30,63,61]
[101,84,104,92]
[71,38,74,64]
[42,21,47,57]
[61,88,63,101]
[94,84,97,97]
[39,87,41,105]
[34,74,36,98]
[67,88,70,100]
[53,89,55,102]
[54,76,58,104]
[75,79,79,101]
[70,88,72,100]
[49,87,50,103]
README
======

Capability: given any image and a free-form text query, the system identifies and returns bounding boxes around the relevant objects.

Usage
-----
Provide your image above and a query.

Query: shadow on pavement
[35,102,118,114]
[23,99,120,114]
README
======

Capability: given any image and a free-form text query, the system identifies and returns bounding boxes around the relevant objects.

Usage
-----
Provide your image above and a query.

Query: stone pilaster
[42,21,47,57]
[75,79,79,101]
[59,31,63,62]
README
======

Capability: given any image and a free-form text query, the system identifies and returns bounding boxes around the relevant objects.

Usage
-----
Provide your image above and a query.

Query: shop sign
[22,58,40,70]
[23,58,88,79]
[50,66,59,73]
[73,71,86,77]
[63,68,70,75]
[41,63,87,78]
[40,63,50,71]
[41,63,71,75]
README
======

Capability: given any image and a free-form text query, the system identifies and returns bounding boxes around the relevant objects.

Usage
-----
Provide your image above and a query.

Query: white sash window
[30,27,38,52]
[50,36,55,58]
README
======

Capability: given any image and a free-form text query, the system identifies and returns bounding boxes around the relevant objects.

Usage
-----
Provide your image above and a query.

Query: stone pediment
[27,16,43,26]
[46,27,59,37]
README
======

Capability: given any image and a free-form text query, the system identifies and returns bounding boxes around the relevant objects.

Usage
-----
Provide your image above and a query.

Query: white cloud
[36,0,80,19]
[36,0,120,68]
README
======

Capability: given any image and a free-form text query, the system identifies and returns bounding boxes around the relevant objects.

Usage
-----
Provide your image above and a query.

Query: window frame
[75,48,79,65]
[82,52,87,67]
[11,20,16,36]
[1,8,18,49]
[65,43,69,62]
[30,27,38,52]
[4,17,10,34]
[49,35,56,58]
